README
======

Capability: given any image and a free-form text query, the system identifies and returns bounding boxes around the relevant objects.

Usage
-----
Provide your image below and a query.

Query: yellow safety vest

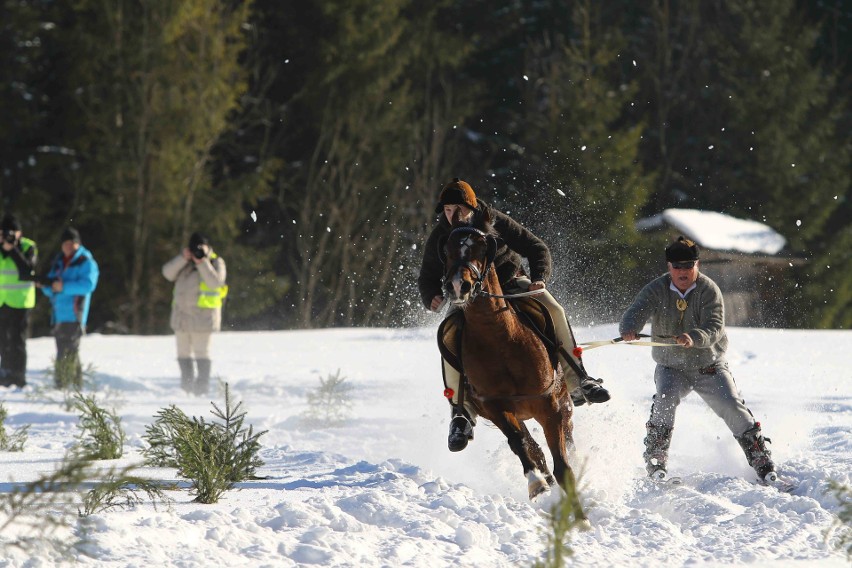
[197,253,228,309]
[0,238,36,309]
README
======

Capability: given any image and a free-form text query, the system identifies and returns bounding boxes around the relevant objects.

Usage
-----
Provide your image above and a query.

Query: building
[636,209,804,327]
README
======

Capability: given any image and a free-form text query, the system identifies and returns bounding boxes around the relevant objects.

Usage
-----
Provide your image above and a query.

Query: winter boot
[643,422,673,479]
[736,423,776,481]
[178,358,195,393]
[448,406,475,452]
[570,376,611,406]
[194,358,211,396]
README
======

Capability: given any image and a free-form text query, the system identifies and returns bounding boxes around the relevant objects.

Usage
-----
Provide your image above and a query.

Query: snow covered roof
[636,208,787,255]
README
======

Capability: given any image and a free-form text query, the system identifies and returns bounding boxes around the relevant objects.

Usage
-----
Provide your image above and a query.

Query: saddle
[437,296,560,375]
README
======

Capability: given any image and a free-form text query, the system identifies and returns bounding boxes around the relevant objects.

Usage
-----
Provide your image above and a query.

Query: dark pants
[0,305,29,385]
[55,322,83,361]
[53,322,83,388]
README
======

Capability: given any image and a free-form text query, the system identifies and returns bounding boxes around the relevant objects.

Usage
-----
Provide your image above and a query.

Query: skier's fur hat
[665,236,700,262]
[435,178,478,214]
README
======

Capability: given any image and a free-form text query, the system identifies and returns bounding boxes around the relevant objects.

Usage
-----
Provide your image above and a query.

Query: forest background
[0,0,849,336]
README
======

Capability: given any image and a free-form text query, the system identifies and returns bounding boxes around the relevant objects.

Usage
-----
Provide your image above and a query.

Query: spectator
[39,227,99,388]
[0,214,37,388]
[162,232,227,395]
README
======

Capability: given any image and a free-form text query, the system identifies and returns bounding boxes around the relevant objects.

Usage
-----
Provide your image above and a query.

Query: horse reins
[480,288,546,299]
[443,227,495,300]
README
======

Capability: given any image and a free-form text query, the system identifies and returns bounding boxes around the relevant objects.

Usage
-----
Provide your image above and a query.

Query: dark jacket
[417,200,552,308]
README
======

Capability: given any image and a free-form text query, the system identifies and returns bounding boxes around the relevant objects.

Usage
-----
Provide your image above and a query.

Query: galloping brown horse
[442,212,586,520]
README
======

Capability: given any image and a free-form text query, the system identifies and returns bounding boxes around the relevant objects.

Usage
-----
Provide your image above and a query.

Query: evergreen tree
[512,1,655,317]
[625,0,850,326]
[712,0,850,326]
[37,0,256,333]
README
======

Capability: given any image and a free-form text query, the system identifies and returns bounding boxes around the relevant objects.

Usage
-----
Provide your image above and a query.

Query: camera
[192,246,206,260]
[3,230,16,244]
[36,275,56,287]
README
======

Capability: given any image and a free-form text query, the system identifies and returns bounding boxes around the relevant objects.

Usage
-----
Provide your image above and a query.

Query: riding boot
[547,305,610,406]
[195,358,211,396]
[735,422,776,481]
[570,375,611,406]
[443,359,476,451]
[643,421,673,478]
[178,358,195,393]
[448,406,475,452]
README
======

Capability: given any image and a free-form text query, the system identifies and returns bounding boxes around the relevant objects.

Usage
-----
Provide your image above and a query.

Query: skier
[418,178,610,452]
[620,236,778,483]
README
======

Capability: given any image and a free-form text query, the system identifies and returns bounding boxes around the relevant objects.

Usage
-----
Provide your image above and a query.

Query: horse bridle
[442,227,495,300]
[442,226,548,300]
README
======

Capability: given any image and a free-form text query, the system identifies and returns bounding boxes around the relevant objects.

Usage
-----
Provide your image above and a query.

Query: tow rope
[578,333,681,352]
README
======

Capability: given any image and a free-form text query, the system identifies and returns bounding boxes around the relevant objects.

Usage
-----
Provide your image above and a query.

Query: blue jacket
[41,245,99,326]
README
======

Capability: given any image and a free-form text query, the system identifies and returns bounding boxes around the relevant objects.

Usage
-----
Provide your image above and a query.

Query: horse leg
[491,410,551,500]
[541,402,588,523]
[519,421,555,486]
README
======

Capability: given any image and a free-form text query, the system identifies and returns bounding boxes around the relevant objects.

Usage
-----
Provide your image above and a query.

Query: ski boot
[736,422,777,483]
[644,422,673,479]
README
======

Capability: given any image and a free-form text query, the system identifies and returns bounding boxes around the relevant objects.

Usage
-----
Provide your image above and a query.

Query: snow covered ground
[0,324,848,566]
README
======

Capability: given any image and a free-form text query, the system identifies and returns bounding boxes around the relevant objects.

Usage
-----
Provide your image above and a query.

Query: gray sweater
[619,272,728,369]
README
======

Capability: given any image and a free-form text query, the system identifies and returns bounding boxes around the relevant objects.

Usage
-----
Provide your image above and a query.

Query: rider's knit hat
[665,236,700,262]
[435,178,478,214]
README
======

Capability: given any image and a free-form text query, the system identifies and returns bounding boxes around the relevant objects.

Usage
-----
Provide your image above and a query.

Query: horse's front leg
[490,409,551,500]
[541,398,588,523]
[520,421,555,487]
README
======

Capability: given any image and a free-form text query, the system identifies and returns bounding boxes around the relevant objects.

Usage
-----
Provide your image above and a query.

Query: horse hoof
[529,482,549,501]
[527,470,550,500]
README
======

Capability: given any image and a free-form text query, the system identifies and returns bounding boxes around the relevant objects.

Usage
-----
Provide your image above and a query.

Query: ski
[646,469,683,486]
[651,476,682,486]
[756,474,797,493]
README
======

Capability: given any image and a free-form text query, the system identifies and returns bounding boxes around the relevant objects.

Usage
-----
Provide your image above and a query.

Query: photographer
[161,232,227,395]
[0,214,37,388]
[39,227,99,389]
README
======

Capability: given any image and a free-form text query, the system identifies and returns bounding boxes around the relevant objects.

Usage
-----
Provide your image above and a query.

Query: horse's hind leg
[491,410,551,500]
[541,403,587,523]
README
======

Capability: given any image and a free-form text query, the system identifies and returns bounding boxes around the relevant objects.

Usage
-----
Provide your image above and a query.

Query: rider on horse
[418,178,610,452]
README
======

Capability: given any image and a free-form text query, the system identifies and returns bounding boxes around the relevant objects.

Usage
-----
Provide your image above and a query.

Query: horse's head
[441,215,497,306]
